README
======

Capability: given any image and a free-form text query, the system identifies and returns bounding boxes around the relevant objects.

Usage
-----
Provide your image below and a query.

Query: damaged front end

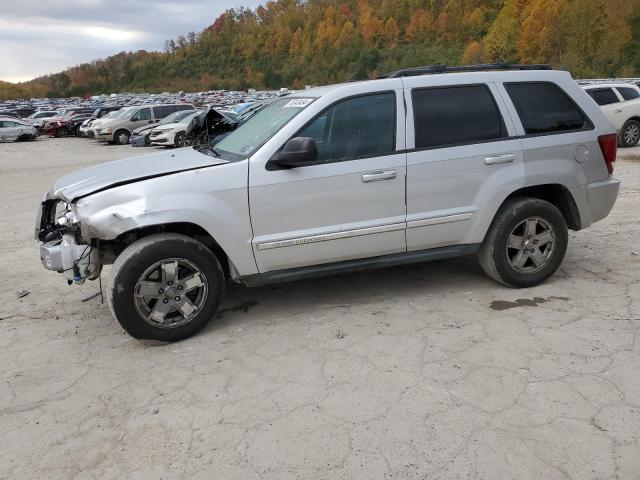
[36,197,101,284]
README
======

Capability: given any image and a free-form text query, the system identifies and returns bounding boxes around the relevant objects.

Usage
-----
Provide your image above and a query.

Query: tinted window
[617,87,640,101]
[154,104,192,118]
[412,85,506,149]
[586,88,619,106]
[506,83,588,134]
[297,92,396,163]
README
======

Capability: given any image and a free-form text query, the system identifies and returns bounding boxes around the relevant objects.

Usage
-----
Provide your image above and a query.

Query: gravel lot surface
[1,137,639,479]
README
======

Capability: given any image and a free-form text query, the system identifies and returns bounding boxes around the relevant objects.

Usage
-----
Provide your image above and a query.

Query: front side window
[412,85,506,149]
[586,88,619,106]
[296,92,396,163]
[214,97,315,159]
[617,87,640,102]
[506,83,589,135]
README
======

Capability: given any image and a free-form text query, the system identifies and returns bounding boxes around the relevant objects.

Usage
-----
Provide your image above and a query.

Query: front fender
[74,162,258,276]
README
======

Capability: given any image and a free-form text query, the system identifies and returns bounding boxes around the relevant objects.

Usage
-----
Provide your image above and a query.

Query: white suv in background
[36,64,620,342]
[583,83,640,147]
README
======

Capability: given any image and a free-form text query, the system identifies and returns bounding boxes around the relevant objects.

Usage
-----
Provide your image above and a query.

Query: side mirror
[269,137,318,169]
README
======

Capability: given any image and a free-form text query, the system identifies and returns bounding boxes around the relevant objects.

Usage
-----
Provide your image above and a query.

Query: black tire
[108,233,225,341]
[174,132,188,147]
[478,198,568,288]
[55,127,69,138]
[619,119,640,148]
[113,129,130,145]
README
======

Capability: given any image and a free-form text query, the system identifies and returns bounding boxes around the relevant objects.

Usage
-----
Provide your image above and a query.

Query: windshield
[118,107,138,119]
[214,97,314,158]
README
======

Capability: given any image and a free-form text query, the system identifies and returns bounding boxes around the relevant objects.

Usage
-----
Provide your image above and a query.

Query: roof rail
[379,62,552,79]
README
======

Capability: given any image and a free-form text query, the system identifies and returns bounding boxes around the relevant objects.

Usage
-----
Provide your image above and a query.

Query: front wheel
[113,129,130,145]
[108,233,225,341]
[174,132,189,147]
[619,119,640,148]
[478,198,568,288]
[55,127,69,138]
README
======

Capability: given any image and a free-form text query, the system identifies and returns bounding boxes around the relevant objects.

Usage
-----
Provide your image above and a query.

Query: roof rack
[379,62,552,79]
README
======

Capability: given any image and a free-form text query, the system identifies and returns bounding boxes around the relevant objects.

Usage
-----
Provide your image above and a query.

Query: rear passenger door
[404,76,525,252]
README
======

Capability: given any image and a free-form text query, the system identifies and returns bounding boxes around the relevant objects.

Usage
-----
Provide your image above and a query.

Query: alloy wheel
[133,258,208,329]
[624,123,639,145]
[505,217,556,274]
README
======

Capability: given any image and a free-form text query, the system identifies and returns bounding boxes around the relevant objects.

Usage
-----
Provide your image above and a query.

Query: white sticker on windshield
[284,98,314,108]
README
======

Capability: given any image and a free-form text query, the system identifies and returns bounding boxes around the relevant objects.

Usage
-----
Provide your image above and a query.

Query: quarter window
[506,83,589,135]
[412,85,506,149]
[586,88,620,106]
[617,87,640,101]
[297,92,396,163]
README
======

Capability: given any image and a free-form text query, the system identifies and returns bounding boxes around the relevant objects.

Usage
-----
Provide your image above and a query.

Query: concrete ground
[1,137,639,480]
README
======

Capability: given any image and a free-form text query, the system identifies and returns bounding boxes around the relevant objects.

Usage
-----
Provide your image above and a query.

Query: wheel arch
[111,222,230,274]
[501,183,582,231]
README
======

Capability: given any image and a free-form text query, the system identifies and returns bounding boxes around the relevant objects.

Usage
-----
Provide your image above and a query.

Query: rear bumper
[587,178,620,224]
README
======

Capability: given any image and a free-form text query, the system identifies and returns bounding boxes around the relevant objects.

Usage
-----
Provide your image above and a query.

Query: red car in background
[43,118,72,137]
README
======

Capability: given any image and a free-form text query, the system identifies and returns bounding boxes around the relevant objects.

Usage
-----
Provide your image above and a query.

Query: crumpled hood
[51,148,227,202]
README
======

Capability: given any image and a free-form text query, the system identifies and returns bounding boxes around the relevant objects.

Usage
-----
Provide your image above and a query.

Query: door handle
[361,170,397,183]
[484,154,515,165]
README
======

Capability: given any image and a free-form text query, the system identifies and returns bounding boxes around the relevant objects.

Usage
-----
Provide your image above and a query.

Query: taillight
[598,133,617,175]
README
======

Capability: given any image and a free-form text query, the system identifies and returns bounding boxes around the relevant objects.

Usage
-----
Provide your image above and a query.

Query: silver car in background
[0,118,38,142]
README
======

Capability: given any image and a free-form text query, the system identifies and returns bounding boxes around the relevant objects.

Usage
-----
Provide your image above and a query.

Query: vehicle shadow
[202,255,492,335]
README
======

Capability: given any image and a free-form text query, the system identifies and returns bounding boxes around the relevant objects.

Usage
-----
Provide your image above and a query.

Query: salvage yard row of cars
[0,89,286,147]
[3,80,640,149]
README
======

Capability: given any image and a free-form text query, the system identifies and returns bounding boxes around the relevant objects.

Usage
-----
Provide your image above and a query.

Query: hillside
[4,0,640,100]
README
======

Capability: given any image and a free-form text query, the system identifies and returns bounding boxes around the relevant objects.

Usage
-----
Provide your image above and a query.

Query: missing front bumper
[40,234,101,284]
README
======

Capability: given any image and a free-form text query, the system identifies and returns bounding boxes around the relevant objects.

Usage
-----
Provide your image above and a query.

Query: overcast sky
[0,0,263,83]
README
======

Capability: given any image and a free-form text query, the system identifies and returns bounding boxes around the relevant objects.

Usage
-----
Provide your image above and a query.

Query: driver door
[249,90,407,273]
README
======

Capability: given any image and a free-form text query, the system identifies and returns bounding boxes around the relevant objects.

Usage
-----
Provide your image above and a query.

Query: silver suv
[36,64,620,341]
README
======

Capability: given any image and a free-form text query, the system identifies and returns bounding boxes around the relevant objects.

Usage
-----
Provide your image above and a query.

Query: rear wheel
[108,233,225,341]
[619,119,640,148]
[478,198,568,288]
[113,129,130,145]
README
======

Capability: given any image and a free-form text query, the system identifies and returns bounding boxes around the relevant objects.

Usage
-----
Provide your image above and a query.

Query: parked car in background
[130,109,200,147]
[0,118,38,142]
[149,110,204,147]
[86,109,128,138]
[36,64,620,341]
[25,111,60,129]
[43,118,72,137]
[95,103,195,144]
[0,107,36,118]
[67,107,119,137]
[583,83,640,147]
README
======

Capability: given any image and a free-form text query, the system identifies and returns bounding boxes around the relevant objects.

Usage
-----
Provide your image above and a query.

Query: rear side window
[506,83,589,135]
[586,88,619,106]
[297,92,396,163]
[412,85,506,149]
[617,87,640,101]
